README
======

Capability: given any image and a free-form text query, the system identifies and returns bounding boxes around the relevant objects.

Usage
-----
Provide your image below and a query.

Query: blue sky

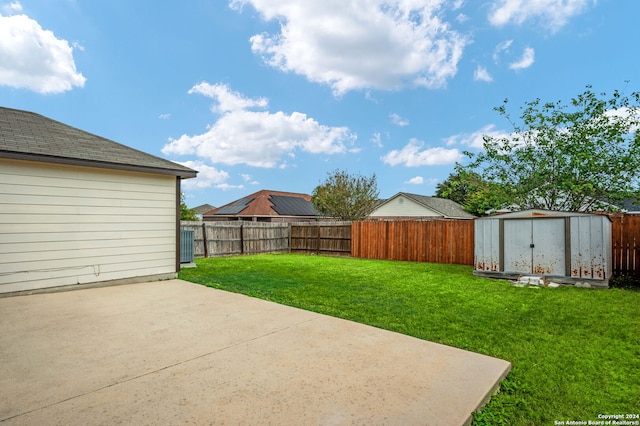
[1,0,637,208]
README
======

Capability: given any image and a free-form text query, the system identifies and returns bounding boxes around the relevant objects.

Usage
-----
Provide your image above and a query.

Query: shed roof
[478,209,608,220]
[0,106,197,178]
[205,190,319,218]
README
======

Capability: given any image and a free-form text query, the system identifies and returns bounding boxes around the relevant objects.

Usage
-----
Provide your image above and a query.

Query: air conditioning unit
[180,230,195,263]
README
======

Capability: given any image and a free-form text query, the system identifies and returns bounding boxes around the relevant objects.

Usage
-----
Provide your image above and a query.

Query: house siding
[0,158,177,293]
[369,196,440,217]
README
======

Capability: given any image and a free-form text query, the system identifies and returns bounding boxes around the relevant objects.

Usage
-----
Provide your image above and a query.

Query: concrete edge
[463,362,512,425]
[0,273,177,298]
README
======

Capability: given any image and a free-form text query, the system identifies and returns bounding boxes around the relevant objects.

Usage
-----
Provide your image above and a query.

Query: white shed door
[503,218,566,275]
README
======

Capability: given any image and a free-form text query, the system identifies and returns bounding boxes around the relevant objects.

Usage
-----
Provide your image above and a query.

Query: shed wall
[474,218,500,272]
[569,215,612,280]
[0,159,178,293]
[474,212,612,286]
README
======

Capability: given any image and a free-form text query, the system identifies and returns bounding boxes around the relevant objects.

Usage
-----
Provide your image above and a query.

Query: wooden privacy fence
[610,214,640,277]
[180,221,289,257]
[290,222,351,256]
[180,221,350,258]
[352,220,475,265]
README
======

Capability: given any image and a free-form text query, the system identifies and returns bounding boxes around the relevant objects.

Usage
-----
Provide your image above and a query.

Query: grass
[178,254,640,425]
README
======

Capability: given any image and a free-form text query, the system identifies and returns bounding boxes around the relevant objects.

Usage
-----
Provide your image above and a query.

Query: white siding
[0,159,177,293]
[369,196,440,217]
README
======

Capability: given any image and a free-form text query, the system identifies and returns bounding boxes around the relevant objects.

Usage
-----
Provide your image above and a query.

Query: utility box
[474,210,612,287]
[180,229,195,264]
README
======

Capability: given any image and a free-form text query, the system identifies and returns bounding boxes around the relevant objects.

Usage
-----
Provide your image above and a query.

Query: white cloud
[488,0,593,32]
[390,113,409,126]
[232,0,469,95]
[509,47,535,70]
[382,138,462,167]
[162,82,356,168]
[0,9,86,93]
[444,124,510,149]
[241,173,260,185]
[2,1,22,13]
[474,65,493,82]
[159,113,171,120]
[217,183,245,190]
[178,161,230,190]
[456,13,469,23]
[405,176,424,184]
[493,39,513,63]
[370,132,383,148]
[189,81,267,113]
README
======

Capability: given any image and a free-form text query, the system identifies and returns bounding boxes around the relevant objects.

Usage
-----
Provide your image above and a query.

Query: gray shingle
[401,193,476,219]
[0,106,196,177]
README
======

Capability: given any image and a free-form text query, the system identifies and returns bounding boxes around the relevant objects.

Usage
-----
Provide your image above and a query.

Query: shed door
[503,218,566,276]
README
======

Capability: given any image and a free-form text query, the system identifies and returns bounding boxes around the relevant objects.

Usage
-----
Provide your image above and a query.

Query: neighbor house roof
[402,193,476,218]
[205,190,319,218]
[0,106,197,178]
[619,199,640,213]
[193,204,216,215]
[375,192,476,219]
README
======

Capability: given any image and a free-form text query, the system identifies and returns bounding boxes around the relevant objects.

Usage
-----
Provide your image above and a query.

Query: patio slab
[0,280,510,425]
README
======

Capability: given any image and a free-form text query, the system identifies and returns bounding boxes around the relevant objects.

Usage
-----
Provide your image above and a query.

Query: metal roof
[0,106,197,177]
[477,209,599,220]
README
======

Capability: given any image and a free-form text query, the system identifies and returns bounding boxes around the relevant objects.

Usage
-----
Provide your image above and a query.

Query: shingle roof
[193,204,216,215]
[206,190,319,217]
[620,199,640,212]
[399,192,476,219]
[0,106,197,177]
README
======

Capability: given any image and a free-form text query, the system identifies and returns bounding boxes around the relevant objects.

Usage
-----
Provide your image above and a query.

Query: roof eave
[0,151,198,178]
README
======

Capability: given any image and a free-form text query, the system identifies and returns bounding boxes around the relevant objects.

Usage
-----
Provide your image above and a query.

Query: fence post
[202,222,209,258]
[240,222,245,255]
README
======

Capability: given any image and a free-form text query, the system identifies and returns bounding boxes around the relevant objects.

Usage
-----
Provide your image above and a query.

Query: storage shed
[0,106,197,294]
[474,210,612,287]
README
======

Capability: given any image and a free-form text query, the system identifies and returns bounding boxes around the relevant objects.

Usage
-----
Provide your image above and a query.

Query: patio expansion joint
[1,317,317,423]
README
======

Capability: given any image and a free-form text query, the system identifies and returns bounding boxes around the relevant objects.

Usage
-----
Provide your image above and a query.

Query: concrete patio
[0,280,510,425]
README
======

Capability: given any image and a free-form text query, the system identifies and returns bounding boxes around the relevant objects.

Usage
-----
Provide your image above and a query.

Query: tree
[435,170,480,205]
[436,170,511,216]
[311,169,379,220]
[180,193,198,221]
[462,86,640,212]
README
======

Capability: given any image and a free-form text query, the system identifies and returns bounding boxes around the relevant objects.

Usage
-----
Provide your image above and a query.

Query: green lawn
[178,254,640,425]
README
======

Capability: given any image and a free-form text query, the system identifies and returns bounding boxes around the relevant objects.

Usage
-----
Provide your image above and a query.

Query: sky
[1,0,638,209]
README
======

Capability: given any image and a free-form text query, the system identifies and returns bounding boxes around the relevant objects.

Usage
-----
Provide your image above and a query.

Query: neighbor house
[192,203,216,220]
[368,192,475,220]
[0,106,197,294]
[203,190,319,222]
